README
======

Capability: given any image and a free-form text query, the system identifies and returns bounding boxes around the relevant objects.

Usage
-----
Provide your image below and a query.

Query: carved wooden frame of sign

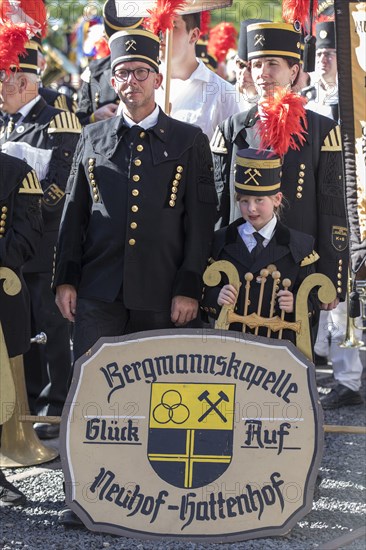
[61,329,323,542]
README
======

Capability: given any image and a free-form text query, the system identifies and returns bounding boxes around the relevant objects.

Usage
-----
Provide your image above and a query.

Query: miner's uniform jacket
[210,106,349,301]
[0,97,82,273]
[201,219,319,342]
[0,152,43,357]
[76,56,119,126]
[54,108,218,312]
[0,98,81,414]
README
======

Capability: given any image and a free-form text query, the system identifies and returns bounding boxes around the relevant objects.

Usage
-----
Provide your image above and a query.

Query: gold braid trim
[47,112,81,134]
[300,251,320,266]
[18,170,43,195]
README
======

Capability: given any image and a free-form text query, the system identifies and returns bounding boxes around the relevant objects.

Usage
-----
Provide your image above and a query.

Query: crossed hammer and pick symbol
[198,390,229,423]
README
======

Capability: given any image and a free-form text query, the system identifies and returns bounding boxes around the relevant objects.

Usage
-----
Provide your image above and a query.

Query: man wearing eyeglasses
[307,21,339,120]
[54,28,217,364]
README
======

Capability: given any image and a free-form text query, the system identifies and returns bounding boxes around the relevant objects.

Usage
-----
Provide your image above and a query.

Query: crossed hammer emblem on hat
[125,39,137,51]
[244,168,261,185]
[254,34,265,47]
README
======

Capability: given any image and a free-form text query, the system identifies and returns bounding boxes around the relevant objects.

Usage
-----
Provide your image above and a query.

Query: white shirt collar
[239,215,277,241]
[122,104,159,130]
[187,59,211,83]
[17,95,41,120]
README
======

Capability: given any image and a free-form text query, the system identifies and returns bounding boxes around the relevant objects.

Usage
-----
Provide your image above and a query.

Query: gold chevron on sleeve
[210,127,228,154]
[300,251,320,266]
[18,169,43,195]
[48,111,81,134]
[321,125,342,151]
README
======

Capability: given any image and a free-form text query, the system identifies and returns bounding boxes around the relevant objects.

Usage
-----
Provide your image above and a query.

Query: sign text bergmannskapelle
[61,329,323,542]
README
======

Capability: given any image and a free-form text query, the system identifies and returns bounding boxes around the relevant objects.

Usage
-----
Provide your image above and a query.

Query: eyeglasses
[113,68,156,82]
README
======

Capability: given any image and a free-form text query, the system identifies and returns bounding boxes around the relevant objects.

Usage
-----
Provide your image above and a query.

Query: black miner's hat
[15,40,39,75]
[235,149,282,197]
[237,19,269,61]
[316,21,336,49]
[109,29,160,72]
[196,40,218,72]
[246,21,302,61]
[103,0,144,38]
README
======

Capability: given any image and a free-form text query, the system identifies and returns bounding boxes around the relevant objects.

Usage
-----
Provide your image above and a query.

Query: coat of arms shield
[147,382,235,488]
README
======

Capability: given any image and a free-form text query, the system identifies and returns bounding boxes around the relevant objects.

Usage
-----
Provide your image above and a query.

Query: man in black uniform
[76,0,143,125]
[307,21,338,121]
[210,21,348,310]
[0,38,81,439]
[54,26,217,361]
[0,150,43,506]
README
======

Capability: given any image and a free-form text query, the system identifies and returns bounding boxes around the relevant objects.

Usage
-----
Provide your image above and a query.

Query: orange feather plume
[143,0,188,35]
[257,89,308,157]
[0,21,28,73]
[208,22,237,63]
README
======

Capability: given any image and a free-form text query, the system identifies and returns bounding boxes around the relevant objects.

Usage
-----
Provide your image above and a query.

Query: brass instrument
[203,262,336,361]
[0,268,59,467]
[353,280,366,332]
[41,44,79,88]
[339,274,364,349]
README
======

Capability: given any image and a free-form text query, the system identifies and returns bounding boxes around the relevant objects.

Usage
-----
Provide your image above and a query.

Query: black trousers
[72,297,176,362]
[23,272,72,416]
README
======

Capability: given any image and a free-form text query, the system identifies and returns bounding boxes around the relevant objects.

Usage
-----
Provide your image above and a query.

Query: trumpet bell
[0,326,16,425]
[339,317,364,349]
[0,355,58,467]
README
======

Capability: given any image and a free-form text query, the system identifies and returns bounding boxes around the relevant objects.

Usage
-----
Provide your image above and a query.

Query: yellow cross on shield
[148,383,235,489]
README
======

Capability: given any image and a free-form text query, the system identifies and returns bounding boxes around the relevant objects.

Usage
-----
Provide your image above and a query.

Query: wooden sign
[61,329,323,542]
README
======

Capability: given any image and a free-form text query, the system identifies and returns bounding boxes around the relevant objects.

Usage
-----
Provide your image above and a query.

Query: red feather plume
[282,0,318,30]
[143,0,188,35]
[0,0,47,37]
[0,21,28,73]
[200,10,211,38]
[257,89,308,157]
[208,22,237,64]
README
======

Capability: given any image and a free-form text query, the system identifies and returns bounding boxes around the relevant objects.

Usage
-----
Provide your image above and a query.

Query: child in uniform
[202,148,320,342]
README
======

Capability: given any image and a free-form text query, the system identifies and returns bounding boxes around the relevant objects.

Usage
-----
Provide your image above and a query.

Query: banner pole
[163,28,173,114]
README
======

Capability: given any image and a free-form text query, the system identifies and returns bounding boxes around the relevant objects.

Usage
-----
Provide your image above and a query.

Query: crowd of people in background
[0,0,364,522]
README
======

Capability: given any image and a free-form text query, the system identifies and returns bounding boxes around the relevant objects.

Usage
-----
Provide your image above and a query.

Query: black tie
[128,124,143,143]
[251,232,265,260]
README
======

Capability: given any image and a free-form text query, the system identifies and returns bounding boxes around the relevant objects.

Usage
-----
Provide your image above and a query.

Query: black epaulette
[47,112,82,134]
[53,94,70,112]
[18,169,43,195]
[321,125,342,152]
[210,126,228,154]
